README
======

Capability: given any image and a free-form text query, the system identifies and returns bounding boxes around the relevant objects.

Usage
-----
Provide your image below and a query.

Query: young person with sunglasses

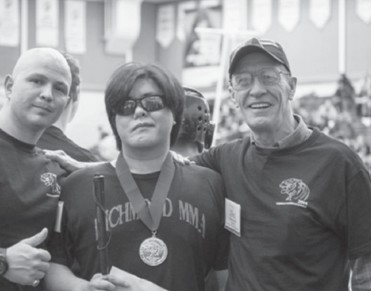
[44,62,229,291]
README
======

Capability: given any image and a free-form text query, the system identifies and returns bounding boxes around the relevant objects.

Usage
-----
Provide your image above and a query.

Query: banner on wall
[356,0,371,24]
[36,0,59,47]
[278,0,300,32]
[0,0,20,47]
[222,0,247,31]
[181,1,222,88]
[309,0,331,29]
[156,4,175,48]
[251,0,272,34]
[104,0,142,56]
[65,1,86,54]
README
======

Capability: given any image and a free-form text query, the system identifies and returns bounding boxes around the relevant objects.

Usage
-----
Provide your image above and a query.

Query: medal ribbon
[115,152,175,232]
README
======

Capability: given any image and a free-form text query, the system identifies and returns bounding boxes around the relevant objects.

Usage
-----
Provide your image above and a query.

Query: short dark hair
[60,51,80,102]
[105,62,184,150]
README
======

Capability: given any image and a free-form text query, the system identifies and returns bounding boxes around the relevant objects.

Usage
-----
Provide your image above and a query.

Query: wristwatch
[0,248,8,276]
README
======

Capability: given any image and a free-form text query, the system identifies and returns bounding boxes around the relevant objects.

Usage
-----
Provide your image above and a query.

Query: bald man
[0,48,72,291]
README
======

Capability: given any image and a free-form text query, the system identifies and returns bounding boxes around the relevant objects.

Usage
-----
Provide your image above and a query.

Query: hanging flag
[156,4,175,48]
[104,0,142,56]
[0,0,20,47]
[251,0,272,33]
[356,0,371,24]
[65,1,86,54]
[309,0,331,29]
[278,0,300,32]
[222,0,248,31]
[36,0,59,47]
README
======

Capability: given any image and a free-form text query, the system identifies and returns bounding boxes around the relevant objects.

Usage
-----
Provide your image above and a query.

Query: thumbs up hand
[4,228,51,286]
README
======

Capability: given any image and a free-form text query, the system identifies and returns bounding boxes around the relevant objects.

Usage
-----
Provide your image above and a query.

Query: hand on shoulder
[43,149,102,173]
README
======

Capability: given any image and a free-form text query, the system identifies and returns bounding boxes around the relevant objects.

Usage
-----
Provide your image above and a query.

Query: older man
[193,38,371,291]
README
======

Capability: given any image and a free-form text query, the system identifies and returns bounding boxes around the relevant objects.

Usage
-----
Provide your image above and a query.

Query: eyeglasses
[116,95,165,116]
[230,69,290,91]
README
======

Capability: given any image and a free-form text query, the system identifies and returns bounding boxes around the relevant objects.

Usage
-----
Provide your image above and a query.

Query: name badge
[224,198,241,237]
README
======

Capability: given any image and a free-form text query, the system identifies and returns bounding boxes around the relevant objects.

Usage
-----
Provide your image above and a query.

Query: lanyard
[115,152,175,232]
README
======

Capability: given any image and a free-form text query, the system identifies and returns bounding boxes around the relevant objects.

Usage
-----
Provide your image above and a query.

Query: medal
[115,153,175,268]
[139,232,168,266]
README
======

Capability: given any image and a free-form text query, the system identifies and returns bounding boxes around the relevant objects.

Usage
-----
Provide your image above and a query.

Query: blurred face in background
[230,52,297,137]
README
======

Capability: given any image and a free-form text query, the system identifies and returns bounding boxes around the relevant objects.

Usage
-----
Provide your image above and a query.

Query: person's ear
[67,98,79,123]
[229,85,239,108]
[4,75,14,99]
[288,76,297,101]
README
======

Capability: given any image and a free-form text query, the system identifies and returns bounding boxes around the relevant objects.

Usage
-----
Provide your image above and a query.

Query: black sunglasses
[116,95,165,116]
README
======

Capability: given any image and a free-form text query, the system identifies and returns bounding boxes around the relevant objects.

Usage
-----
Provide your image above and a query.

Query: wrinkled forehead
[232,51,286,74]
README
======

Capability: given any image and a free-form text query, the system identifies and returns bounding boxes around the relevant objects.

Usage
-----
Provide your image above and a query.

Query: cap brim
[229,45,287,75]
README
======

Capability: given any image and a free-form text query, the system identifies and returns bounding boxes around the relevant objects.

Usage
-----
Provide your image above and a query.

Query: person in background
[192,38,371,290]
[37,51,98,163]
[171,86,218,291]
[171,86,214,157]
[44,62,228,291]
[0,47,72,291]
[89,126,119,161]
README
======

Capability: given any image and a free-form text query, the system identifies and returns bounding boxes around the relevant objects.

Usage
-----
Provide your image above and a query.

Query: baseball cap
[228,38,291,76]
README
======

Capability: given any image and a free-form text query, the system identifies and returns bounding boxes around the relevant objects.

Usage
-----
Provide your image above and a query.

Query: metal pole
[20,0,28,53]
[211,34,229,146]
[338,0,346,74]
